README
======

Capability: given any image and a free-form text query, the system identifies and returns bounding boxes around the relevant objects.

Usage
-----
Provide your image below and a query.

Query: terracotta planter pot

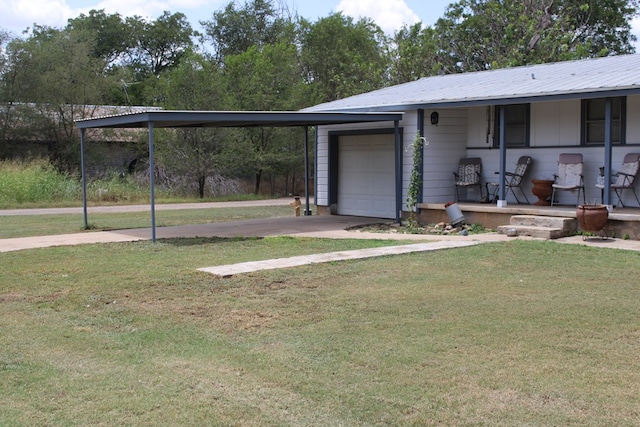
[531,179,554,206]
[576,204,609,232]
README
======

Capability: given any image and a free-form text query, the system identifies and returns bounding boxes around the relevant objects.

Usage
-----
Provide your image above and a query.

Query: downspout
[497,106,507,207]
[148,121,156,243]
[395,119,402,223]
[80,128,88,229]
[603,98,613,207]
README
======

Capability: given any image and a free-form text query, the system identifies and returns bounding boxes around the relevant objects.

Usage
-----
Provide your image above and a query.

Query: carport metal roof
[76,110,404,242]
[75,110,404,129]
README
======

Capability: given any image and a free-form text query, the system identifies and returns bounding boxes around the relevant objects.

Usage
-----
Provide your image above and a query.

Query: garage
[337,134,396,218]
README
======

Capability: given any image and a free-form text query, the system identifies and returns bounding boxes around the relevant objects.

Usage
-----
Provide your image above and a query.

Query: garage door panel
[337,135,395,218]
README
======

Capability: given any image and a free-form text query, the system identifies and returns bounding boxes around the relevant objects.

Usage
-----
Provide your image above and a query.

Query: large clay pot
[531,179,554,206]
[576,204,608,232]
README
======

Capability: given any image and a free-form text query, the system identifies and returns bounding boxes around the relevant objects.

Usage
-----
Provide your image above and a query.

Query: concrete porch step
[497,215,577,239]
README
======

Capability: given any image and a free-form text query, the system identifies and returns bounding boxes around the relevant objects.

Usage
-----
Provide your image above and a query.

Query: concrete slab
[198,241,481,277]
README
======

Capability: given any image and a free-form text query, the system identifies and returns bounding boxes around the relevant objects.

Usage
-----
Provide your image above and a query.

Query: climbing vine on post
[406,132,423,229]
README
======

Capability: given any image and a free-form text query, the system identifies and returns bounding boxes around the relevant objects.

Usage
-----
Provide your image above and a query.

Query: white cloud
[0,0,75,33]
[337,0,420,33]
[0,0,221,35]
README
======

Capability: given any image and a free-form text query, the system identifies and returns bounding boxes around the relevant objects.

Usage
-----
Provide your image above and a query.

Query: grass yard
[0,205,291,239]
[1,237,640,425]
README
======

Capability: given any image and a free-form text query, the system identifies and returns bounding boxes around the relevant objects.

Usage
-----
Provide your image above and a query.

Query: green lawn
[1,236,639,426]
[0,205,291,239]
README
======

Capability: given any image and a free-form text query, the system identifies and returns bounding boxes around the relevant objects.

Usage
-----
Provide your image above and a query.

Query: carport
[75,110,403,242]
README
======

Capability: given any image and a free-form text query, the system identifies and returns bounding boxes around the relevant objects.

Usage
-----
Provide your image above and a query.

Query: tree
[66,10,132,66]
[128,11,196,77]
[155,53,228,198]
[388,23,440,84]
[201,0,293,62]
[223,41,307,194]
[298,13,389,103]
[1,25,114,170]
[434,0,638,73]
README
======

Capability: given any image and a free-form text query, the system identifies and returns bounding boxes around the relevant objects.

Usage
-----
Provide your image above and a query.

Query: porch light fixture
[430,111,439,125]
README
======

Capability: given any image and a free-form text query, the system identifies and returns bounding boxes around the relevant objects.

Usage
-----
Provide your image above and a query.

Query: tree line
[0,0,637,197]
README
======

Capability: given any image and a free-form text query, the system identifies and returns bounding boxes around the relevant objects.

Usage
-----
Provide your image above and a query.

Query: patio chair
[551,153,585,207]
[453,157,483,202]
[486,155,532,204]
[595,153,640,207]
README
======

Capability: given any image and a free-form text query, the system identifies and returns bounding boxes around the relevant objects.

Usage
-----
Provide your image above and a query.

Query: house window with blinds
[493,104,530,148]
[582,97,626,145]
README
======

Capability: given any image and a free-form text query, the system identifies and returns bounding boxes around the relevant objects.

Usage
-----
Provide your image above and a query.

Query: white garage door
[337,134,395,218]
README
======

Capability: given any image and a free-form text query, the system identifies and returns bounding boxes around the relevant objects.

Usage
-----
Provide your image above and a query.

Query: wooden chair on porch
[551,153,585,207]
[595,153,640,207]
[453,157,483,202]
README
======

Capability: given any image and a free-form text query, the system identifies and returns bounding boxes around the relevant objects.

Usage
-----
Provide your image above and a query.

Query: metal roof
[75,110,403,129]
[303,54,640,112]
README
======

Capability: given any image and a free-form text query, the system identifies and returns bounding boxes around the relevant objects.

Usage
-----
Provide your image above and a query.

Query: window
[493,104,530,148]
[582,97,626,145]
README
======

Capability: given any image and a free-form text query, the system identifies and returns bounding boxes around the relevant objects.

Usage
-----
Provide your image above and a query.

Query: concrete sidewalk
[198,241,482,277]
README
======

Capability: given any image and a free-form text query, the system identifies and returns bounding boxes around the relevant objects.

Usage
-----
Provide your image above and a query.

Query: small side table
[531,179,554,206]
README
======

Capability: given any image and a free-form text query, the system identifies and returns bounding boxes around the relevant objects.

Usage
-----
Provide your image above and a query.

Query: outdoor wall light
[430,111,439,125]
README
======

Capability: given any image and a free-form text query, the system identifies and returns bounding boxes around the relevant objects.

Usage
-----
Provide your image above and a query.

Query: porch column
[394,119,402,223]
[497,105,507,207]
[603,98,613,207]
[148,121,156,243]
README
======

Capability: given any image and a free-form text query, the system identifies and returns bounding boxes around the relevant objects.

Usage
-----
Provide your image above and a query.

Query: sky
[0,0,638,46]
[0,0,450,36]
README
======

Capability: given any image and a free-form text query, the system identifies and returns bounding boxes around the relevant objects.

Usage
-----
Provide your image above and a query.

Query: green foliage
[298,12,389,103]
[405,133,423,229]
[0,159,80,206]
[434,0,638,72]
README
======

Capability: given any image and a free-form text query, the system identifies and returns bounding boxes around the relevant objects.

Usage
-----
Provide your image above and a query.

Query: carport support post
[148,122,156,243]
[497,106,507,207]
[603,98,613,207]
[303,126,311,215]
[80,129,88,229]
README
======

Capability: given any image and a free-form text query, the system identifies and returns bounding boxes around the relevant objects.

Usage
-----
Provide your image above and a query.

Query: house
[302,54,640,223]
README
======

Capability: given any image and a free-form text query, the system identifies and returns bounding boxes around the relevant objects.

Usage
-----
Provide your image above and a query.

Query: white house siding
[420,109,470,203]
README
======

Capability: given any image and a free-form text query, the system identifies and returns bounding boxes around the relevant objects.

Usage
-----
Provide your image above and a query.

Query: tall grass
[0,159,80,207]
[0,159,165,208]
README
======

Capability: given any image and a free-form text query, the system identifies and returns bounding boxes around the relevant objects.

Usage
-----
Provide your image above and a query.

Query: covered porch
[417,202,640,240]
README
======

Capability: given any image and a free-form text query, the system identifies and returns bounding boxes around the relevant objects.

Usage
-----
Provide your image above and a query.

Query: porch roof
[303,54,640,112]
